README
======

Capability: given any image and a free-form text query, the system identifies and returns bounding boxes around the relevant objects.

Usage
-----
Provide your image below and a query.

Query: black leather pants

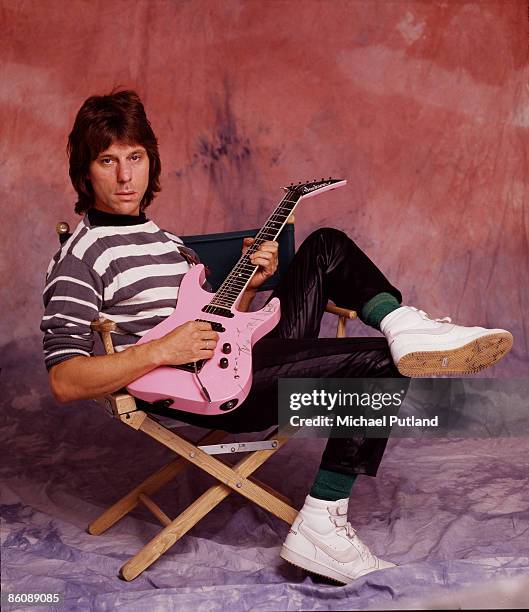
[150,228,407,477]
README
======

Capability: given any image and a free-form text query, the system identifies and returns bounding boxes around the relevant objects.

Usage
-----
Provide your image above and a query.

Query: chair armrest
[325,302,357,338]
[95,391,138,417]
[91,317,118,355]
[90,318,143,425]
[95,392,145,429]
[91,318,118,333]
[325,303,357,319]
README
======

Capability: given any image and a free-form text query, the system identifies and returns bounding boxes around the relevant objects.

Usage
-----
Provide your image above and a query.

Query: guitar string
[205,196,297,310]
[206,200,297,310]
[203,187,300,312]
[208,190,299,307]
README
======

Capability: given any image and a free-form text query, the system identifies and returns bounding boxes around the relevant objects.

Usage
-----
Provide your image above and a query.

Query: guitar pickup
[201,305,234,319]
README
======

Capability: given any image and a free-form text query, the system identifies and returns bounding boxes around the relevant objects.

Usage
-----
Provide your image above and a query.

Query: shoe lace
[413,307,452,324]
[330,508,375,564]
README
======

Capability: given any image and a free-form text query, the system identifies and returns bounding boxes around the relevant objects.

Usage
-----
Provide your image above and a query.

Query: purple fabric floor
[2,353,529,611]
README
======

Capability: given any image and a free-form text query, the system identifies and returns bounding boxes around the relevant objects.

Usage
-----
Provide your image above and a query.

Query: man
[42,90,513,585]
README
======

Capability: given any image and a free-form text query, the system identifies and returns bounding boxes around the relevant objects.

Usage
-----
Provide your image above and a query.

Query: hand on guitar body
[154,321,219,366]
[155,240,278,367]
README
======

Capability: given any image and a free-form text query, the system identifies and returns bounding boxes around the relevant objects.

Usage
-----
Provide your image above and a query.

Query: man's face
[88,141,150,215]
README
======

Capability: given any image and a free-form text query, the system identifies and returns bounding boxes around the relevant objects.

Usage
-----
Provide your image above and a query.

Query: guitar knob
[222,343,232,354]
[220,399,238,411]
[219,358,229,368]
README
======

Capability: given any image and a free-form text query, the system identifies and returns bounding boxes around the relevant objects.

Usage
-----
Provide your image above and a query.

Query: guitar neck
[208,190,301,310]
[200,178,347,314]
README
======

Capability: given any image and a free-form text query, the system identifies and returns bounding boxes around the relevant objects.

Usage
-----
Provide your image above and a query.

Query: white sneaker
[380,306,513,377]
[280,495,395,584]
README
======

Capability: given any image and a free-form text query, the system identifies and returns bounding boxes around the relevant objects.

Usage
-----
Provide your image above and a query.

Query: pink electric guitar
[126,178,347,415]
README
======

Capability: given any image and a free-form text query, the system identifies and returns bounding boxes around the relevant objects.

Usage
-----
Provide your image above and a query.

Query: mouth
[115,191,137,198]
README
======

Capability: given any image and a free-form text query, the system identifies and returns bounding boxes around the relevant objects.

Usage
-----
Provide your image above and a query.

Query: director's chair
[55,218,357,581]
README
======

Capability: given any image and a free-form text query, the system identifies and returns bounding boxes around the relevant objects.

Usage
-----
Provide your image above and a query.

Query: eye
[130,153,143,162]
[100,157,113,165]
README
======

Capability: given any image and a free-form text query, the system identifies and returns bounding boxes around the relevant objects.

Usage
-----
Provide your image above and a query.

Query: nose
[117,160,132,184]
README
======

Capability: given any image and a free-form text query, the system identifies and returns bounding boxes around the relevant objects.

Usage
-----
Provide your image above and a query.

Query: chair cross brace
[199,440,279,455]
[88,403,297,581]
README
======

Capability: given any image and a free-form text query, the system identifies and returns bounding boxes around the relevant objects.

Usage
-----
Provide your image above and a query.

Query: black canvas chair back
[180,224,295,292]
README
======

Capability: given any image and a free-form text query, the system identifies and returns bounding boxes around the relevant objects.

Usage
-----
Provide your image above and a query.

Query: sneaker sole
[280,545,384,584]
[396,331,513,377]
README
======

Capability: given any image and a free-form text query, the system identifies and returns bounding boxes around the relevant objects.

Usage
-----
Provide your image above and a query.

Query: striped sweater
[41,209,208,371]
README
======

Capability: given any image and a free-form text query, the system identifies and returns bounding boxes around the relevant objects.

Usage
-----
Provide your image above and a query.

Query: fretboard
[202,190,300,314]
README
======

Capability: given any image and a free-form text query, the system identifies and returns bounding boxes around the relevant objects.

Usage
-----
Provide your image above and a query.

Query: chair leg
[247,475,292,506]
[88,429,226,535]
[337,314,346,338]
[120,457,297,581]
[120,481,231,581]
[119,422,298,581]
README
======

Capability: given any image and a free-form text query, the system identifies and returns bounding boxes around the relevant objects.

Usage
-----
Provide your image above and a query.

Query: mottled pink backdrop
[2,2,529,609]
[1,0,527,374]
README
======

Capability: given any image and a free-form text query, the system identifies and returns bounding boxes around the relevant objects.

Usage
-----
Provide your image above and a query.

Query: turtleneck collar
[87,208,148,227]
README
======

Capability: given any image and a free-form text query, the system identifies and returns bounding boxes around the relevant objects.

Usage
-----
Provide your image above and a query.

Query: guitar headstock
[284,177,347,198]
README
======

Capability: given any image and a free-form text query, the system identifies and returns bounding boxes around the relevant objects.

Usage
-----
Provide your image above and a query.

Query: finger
[194,321,213,331]
[252,261,275,275]
[242,237,255,255]
[255,247,277,256]
[242,237,255,251]
[259,241,278,251]
[208,331,219,341]
[250,251,273,262]
[198,337,216,351]
[252,261,273,271]
[193,349,214,360]
[201,333,219,343]
[251,258,275,271]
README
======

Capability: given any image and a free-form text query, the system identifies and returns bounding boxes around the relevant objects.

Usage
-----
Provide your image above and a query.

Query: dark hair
[67,90,161,214]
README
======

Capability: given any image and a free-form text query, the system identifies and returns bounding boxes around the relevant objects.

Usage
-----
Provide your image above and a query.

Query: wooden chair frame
[57,219,357,581]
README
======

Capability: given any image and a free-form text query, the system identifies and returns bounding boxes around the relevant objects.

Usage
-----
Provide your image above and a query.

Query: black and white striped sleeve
[41,254,104,370]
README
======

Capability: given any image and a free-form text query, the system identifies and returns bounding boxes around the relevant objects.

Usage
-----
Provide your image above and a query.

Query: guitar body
[126,178,346,417]
[126,264,281,415]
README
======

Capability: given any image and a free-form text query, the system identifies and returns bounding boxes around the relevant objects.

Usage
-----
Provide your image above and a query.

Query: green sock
[361,292,401,330]
[310,468,357,502]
